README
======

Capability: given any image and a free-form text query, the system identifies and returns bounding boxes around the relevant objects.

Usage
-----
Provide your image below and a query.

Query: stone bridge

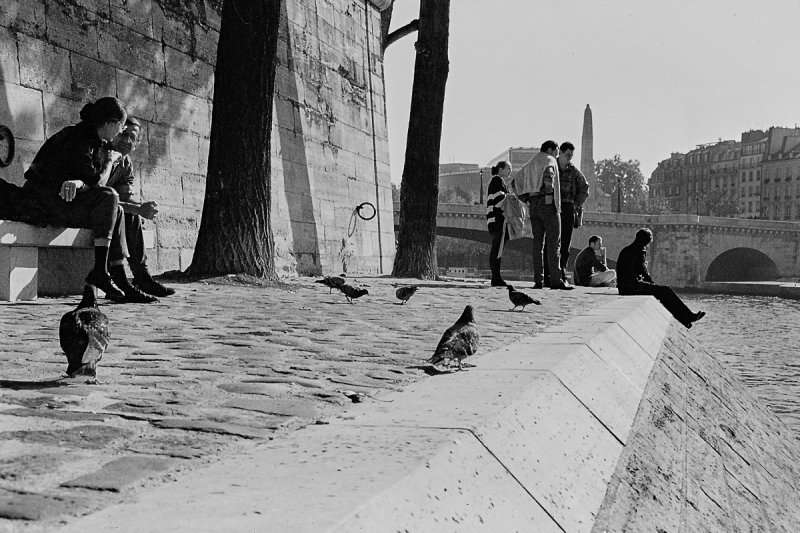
[393,203,800,287]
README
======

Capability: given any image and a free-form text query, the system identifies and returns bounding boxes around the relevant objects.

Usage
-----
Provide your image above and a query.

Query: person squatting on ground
[106,118,174,297]
[486,160,512,287]
[616,228,705,328]
[515,140,573,290]
[573,235,616,287]
[23,97,157,304]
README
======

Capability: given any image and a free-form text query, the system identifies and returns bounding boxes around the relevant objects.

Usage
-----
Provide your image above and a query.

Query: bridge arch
[705,247,780,282]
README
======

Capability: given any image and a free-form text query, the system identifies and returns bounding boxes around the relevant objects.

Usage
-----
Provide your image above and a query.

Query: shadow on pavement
[0,379,69,390]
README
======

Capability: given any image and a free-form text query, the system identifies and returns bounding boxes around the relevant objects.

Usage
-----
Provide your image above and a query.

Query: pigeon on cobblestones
[427,305,480,370]
[395,285,419,304]
[507,285,541,311]
[338,283,369,303]
[59,285,110,382]
[315,275,346,293]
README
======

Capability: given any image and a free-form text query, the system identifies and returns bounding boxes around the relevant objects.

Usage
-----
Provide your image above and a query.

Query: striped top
[486,174,508,232]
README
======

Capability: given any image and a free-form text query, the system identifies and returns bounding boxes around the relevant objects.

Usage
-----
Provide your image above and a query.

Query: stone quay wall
[0,0,395,276]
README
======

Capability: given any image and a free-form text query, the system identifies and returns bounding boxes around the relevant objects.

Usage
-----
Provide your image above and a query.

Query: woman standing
[486,161,512,286]
[24,97,157,303]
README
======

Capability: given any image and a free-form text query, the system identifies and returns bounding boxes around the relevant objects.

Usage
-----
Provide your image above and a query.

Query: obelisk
[580,104,599,212]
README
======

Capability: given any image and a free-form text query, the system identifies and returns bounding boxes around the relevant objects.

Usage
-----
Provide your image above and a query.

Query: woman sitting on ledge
[22,96,157,303]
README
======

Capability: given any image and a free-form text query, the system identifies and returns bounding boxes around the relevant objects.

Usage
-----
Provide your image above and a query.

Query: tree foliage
[696,188,743,217]
[595,155,648,214]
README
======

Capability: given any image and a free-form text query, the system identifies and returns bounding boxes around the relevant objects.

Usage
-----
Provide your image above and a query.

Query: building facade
[649,127,800,220]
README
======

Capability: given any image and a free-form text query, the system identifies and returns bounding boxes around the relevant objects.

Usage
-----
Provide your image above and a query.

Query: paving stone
[61,456,173,492]
[0,453,70,482]
[1,407,112,422]
[222,398,320,419]
[0,488,89,520]
[2,425,132,449]
[217,382,292,395]
[121,369,183,377]
[151,418,273,439]
[123,434,214,459]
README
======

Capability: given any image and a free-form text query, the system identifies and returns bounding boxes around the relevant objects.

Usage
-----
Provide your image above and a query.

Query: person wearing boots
[22,97,156,303]
[486,161,511,286]
[616,228,705,328]
[106,118,174,297]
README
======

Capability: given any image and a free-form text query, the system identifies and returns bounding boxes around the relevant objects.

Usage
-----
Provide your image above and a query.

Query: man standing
[515,140,573,290]
[107,118,175,297]
[556,141,589,282]
[573,235,616,287]
[616,228,705,328]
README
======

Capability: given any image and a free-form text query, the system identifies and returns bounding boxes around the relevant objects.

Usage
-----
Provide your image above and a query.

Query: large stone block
[181,172,206,208]
[109,0,155,38]
[70,52,117,101]
[154,7,192,54]
[0,0,47,38]
[155,85,210,135]
[156,246,180,272]
[0,28,20,84]
[192,23,219,65]
[17,33,72,97]
[38,247,92,296]
[145,121,169,166]
[116,69,157,122]
[0,245,37,301]
[42,92,82,139]
[164,47,214,99]
[166,128,201,173]
[46,2,100,58]
[140,165,183,204]
[98,21,164,83]
[0,81,44,141]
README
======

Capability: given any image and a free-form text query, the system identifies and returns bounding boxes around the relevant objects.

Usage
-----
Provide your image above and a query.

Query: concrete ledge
[0,220,154,300]
[59,296,672,533]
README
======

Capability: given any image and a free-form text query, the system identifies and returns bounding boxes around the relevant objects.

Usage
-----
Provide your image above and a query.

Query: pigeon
[59,285,110,382]
[315,275,346,293]
[507,285,541,311]
[395,285,419,304]
[338,283,369,303]
[426,305,480,370]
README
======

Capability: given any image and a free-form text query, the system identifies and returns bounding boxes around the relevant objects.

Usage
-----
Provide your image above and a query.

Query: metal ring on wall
[355,201,376,221]
[0,125,15,168]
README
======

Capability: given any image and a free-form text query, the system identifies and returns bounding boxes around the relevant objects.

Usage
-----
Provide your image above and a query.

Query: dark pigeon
[507,285,541,311]
[315,275,346,293]
[59,285,110,382]
[395,285,419,304]
[338,283,369,304]
[427,305,480,370]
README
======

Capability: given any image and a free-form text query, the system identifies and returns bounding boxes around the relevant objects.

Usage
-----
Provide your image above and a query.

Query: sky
[382,0,800,185]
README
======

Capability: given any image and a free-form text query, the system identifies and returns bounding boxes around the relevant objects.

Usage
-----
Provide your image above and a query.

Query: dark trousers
[488,226,506,281]
[25,184,128,262]
[529,199,561,286]
[620,283,694,323]
[124,212,148,268]
[559,202,575,274]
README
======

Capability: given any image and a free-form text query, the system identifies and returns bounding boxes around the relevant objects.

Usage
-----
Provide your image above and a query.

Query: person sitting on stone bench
[22,96,157,303]
[616,227,704,328]
[105,117,174,297]
[573,235,616,287]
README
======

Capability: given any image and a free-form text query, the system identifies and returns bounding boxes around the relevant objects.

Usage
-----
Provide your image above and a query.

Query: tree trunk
[188,0,280,278]
[392,0,449,279]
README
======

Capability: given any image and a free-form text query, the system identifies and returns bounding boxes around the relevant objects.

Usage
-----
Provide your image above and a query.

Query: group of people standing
[486,140,705,329]
[23,96,173,303]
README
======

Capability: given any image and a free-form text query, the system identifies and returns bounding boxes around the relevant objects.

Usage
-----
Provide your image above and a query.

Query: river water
[682,294,800,438]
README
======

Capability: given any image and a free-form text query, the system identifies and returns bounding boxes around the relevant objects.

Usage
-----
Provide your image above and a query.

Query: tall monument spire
[580,104,598,212]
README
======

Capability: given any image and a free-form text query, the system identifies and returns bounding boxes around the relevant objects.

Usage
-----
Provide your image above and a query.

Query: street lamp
[616,174,622,213]
[479,168,484,205]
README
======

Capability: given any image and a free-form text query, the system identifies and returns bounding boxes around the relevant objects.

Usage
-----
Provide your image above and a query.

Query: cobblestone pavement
[0,276,615,532]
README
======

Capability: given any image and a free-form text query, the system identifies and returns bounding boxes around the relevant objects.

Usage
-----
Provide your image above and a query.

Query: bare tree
[188,0,281,278]
[392,0,450,279]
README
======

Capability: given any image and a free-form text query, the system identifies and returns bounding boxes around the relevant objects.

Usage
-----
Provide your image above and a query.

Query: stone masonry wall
[593,323,800,532]
[0,0,394,276]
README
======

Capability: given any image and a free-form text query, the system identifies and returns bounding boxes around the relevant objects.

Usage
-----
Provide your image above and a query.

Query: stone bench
[0,220,154,301]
